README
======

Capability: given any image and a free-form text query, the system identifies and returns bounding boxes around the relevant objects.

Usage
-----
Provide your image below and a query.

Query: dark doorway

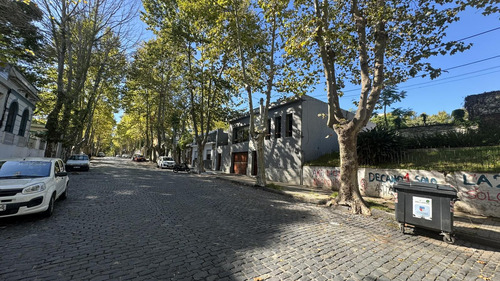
[251,151,257,176]
[217,153,222,171]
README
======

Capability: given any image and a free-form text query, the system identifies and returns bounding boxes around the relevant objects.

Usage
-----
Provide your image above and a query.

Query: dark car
[132,154,146,162]
[173,163,190,173]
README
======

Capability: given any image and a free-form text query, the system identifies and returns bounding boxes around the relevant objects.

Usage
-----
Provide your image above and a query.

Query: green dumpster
[394,181,458,243]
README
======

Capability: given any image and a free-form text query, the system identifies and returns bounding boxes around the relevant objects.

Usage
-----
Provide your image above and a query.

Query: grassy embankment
[306,146,499,173]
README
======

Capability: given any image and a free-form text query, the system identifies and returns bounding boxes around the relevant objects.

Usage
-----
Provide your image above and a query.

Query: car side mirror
[56,172,68,177]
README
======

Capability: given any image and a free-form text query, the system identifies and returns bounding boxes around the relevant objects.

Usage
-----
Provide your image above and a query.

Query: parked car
[0,158,69,218]
[97,152,105,157]
[65,154,90,171]
[132,154,146,162]
[157,156,176,169]
[121,154,130,158]
[173,163,190,173]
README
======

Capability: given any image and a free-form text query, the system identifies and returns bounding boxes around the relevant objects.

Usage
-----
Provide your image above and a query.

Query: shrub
[357,127,404,165]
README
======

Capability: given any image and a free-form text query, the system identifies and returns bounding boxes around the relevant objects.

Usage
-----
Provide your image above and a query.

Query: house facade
[221,95,375,185]
[0,64,44,158]
[189,128,229,170]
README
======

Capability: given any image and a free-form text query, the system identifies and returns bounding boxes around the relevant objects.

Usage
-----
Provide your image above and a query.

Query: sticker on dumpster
[413,196,432,220]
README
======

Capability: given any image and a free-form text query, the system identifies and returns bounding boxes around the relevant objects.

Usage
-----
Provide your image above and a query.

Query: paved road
[1,157,499,281]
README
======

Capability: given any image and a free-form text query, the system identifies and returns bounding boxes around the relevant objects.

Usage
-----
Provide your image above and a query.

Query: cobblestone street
[1,157,499,281]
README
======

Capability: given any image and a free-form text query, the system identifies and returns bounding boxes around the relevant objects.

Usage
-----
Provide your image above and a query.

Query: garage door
[233,152,248,175]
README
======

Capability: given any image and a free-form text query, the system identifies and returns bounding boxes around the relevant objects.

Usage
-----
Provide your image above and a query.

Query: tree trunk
[255,134,266,187]
[334,128,371,215]
[196,138,206,173]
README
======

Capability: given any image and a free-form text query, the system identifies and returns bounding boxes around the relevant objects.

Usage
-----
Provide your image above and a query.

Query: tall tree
[376,85,406,128]
[142,0,234,172]
[282,0,472,214]
[0,0,44,67]
[38,0,138,158]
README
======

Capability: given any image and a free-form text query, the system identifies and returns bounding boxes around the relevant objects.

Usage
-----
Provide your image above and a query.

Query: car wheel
[60,184,68,200]
[43,194,55,217]
[186,168,190,173]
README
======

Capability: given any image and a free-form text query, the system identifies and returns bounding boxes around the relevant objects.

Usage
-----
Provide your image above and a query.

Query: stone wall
[303,166,500,218]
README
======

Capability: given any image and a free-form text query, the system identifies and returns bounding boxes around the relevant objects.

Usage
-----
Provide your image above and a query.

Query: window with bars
[285,113,293,137]
[275,116,281,138]
[265,119,271,140]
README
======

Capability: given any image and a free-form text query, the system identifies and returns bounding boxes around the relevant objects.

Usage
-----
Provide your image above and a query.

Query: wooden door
[232,152,248,175]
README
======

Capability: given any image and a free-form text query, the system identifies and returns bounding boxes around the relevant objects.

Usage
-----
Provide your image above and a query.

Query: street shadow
[2,160,497,281]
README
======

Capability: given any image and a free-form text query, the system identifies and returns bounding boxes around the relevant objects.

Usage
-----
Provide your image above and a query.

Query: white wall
[303,166,500,218]
[301,97,339,162]
[0,142,44,158]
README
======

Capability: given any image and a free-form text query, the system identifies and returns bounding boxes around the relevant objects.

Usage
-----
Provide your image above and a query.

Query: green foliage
[266,183,283,191]
[356,123,499,172]
[357,127,404,165]
[0,0,44,66]
[387,146,500,173]
[304,152,341,167]
[421,128,498,147]
[451,109,466,124]
[365,200,394,212]
[375,85,407,128]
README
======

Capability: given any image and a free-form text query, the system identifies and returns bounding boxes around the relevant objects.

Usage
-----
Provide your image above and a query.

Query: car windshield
[69,155,89,160]
[0,161,52,178]
[166,157,174,161]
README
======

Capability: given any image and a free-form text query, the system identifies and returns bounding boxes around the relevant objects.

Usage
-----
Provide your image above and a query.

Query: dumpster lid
[395,181,457,196]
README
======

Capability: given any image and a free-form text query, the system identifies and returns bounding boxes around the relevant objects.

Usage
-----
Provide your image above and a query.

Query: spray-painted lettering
[368,172,437,184]
[463,174,500,188]
[463,187,500,202]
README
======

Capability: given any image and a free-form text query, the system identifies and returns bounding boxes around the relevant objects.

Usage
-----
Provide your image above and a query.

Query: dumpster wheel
[398,223,406,234]
[442,232,455,244]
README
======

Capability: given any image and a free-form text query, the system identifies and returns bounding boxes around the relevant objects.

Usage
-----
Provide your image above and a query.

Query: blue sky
[313,9,500,116]
[130,5,499,120]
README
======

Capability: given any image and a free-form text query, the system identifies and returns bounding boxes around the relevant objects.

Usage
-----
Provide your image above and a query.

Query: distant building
[189,128,229,170]
[464,90,500,127]
[220,95,375,185]
[0,64,44,158]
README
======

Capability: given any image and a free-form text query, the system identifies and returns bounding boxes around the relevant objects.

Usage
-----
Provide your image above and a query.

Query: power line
[339,54,500,94]
[452,26,500,42]
[443,54,500,71]
[309,66,500,100]
[401,70,500,91]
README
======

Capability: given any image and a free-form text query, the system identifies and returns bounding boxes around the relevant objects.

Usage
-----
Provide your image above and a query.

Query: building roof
[229,95,318,123]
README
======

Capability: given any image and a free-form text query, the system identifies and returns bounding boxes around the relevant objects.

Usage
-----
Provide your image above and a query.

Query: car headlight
[22,183,46,194]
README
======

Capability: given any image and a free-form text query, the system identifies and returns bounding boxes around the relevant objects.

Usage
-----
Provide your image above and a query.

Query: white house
[189,128,229,170]
[0,64,44,158]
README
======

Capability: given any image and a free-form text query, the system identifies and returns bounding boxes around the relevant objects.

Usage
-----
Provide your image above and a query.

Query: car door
[54,160,65,197]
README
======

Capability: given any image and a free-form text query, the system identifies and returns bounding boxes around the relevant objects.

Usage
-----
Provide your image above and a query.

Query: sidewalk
[212,172,500,249]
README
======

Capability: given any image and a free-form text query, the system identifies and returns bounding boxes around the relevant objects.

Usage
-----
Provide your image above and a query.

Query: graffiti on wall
[311,167,340,189]
[460,173,500,202]
[303,166,500,217]
[367,172,438,184]
[359,170,442,199]
[463,174,500,188]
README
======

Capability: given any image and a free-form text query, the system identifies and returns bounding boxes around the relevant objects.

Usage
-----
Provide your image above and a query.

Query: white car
[65,154,90,171]
[0,158,69,218]
[157,156,176,169]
